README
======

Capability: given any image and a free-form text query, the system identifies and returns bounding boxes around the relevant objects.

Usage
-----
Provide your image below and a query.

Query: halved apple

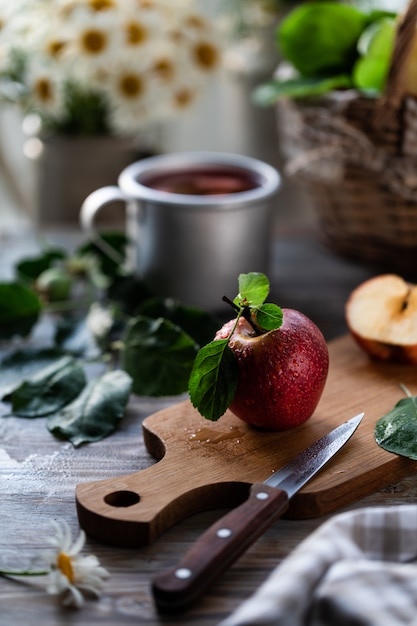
[345,274,417,363]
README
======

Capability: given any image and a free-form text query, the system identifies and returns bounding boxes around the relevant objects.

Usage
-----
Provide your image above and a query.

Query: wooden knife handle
[151,483,289,613]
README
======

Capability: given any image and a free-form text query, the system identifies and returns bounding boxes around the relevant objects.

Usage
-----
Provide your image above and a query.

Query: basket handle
[376,0,417,123]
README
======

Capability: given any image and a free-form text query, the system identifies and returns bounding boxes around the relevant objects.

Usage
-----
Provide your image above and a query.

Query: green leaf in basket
[353,18,396,92]
[374,386,417,460]
[277,3,368,77]
[253,75,352,105]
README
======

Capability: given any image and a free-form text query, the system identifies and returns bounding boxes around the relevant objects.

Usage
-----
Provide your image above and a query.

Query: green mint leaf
[255,303,283,331]
[189,339,238,421]
[375,394,417,460]
[234,272,270,308]
[121,316,198,396]
[0,282,42,339]
[47,370,132,447]
[4,356,86,417]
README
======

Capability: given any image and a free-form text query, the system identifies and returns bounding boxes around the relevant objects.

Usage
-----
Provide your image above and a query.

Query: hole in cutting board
[104,490,140,507]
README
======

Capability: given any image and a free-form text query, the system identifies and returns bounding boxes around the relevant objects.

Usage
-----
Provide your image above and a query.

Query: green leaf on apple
[188,339,238,421]
[189,272,283,421]
[255,303,283,331]
[375,385,417,460]
[234,272,270,308]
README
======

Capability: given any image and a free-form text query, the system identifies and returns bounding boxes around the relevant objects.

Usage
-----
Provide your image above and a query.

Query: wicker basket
[275,0,417,278]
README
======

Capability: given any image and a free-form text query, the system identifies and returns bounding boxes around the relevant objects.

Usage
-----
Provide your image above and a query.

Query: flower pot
[31,135,146,228]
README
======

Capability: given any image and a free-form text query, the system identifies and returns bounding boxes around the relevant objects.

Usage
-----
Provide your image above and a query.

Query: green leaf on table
[3,355,86,417]
[0,347,65,397]
[189,339,238,421]
[255,303,283,331]
[107,274,154,316]
[54,315,99,357]
[0,282,42,339]
[121,316,198,396]
[77,232,128,278]
[15,248,66,282]
[375,393,417,460]
[138,297,220,347]
[47,370,132,447]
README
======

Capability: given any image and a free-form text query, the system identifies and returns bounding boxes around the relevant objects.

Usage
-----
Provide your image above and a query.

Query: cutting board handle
[75,457,251,548]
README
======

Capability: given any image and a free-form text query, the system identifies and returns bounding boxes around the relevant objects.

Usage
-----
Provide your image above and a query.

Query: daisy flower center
[126,21,148,46]
[119,73,143,98]
[81,29,108,54]
[34,78,54,103]
[186,16,206,29]
[89,0,115,10]
[193,42,219,71]
[153,58,174,81]
[57,552,75,584]
[175,88,194,108]
[47,39,66,57]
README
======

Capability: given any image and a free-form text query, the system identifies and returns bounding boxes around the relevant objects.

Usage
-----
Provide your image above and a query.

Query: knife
[152,412,364,613]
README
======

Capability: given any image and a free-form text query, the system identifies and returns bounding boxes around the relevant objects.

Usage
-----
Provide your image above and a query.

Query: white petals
[43,520,109,609]
[0,0,221,134]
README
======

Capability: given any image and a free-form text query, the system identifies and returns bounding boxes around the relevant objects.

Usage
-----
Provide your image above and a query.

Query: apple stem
[222,295,263,336]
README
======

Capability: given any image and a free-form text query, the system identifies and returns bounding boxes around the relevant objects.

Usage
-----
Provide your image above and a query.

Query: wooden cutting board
[76,334,417,547]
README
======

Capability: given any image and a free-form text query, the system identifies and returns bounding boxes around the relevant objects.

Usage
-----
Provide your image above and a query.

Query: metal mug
[79,151,280,310]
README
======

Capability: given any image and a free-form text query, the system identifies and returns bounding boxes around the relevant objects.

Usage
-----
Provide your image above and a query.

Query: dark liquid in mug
[139,165,260,195]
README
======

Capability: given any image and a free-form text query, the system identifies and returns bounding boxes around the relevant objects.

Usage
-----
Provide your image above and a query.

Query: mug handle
[80,186,129,266]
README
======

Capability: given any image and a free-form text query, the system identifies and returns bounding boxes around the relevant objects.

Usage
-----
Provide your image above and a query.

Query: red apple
[345,274,417,363]
[215,308,329,430]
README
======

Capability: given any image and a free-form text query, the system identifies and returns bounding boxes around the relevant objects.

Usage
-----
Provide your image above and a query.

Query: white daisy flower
[86,302,114,342]
[61,5,119,72]
[44,520,109,609]
[0,520,109,610]
[0,0,221,134]
[25,60,67,120]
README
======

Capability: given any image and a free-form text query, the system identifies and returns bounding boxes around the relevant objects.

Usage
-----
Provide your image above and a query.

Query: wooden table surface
[1,224,417,626]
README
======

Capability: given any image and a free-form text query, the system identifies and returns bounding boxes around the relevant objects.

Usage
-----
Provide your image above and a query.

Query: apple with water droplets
[215,308,329,430]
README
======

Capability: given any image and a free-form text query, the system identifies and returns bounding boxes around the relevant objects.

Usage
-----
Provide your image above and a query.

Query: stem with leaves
[188,272,283,422]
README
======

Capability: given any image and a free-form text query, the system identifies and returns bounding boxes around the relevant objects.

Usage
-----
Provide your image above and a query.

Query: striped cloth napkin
[219,505,417,626]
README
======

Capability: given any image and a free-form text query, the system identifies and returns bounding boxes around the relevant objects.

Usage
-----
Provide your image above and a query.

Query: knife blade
[152,412,363,613]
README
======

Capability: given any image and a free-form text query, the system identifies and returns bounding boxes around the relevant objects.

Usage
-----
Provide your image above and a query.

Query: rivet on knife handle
[152,483,289,613]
